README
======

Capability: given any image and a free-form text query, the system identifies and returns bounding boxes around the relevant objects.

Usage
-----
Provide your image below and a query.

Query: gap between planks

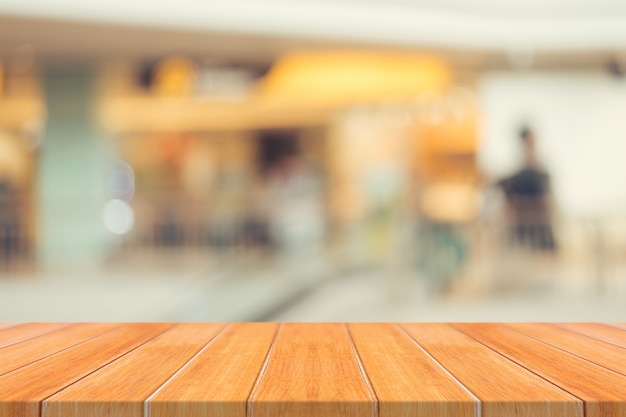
[505,323,626,379]
[451,324,586,406]
[396,324,482,417]
[37,323,176,417]
[246,323,282,417]
[143,323,232,417]
[344,323,379,417]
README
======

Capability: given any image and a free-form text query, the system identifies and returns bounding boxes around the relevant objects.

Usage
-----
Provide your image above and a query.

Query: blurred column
[37,65,108,270]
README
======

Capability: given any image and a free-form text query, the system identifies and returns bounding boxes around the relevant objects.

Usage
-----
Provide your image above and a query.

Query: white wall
[478,72,626,217]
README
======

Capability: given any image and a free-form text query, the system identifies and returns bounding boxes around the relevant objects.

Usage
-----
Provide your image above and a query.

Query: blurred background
[1,0,626,321]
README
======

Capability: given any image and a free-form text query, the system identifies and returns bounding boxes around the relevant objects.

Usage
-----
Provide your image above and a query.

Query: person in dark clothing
[498,127,557,252]
[0,180,21,266]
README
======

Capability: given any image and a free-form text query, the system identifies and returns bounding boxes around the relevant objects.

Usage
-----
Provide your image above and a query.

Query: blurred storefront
[0,50,486,291]
[91,52,482,278]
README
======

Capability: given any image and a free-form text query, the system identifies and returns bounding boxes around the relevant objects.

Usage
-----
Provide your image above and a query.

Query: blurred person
[241,178,274,255]
[156,206,183,247]
[497,126,557,253]
[0,179,21,267]
[206,167,243,249]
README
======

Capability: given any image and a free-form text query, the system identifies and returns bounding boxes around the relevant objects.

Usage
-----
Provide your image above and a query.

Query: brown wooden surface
[0,323,18,332]
[0,323,172,417]
[0,323,120,377]
[0,323,626,417]
[0,323,69,349]
[454,323,626,417]
[149,322,277,417]
[348,323,477,417]
[401,323,582,417]
[508,323,626,378]
[557,322,626,348]
[249,323,376,417]
[43,323,225,417]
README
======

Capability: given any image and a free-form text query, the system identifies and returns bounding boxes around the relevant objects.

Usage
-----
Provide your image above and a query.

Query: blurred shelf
[99,97,334,133]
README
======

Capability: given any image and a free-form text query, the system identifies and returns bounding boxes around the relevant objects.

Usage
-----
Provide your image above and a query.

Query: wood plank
[0,323,69,349]
[0,323,172,417]
[348,323,477,417]
[0,322,623,416]
[401,323,582,417]
[557,323,626,349]
[0,323,121,377]
[508,323,626,377]
[455,323,626,417]
[249,323,376,417]
[43,323,225,417]
[148,322,277,417]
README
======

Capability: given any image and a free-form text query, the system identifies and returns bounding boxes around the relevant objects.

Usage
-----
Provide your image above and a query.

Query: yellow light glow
[0,132,31,185]
[258,51,452,105]
[153,57,198,97]
[421,182,478,222]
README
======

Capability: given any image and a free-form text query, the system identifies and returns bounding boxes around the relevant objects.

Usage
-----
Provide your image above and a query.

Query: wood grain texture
[454,323,626,417]
[148,322,278,417]
[0,323,172,417]
[508,323,626,378]
[401,323,582,417]
[43,323,225,417]
[249,323,376,417]
[0,323,120,377]
[348,323,477,417]
[0,323,18,331]
[0,323,69,349]
[0,323,625,417]
[557,323,626,349]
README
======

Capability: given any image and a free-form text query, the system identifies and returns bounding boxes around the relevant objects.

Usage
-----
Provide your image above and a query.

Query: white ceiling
[365,0,626,15]
[1,0,626,53]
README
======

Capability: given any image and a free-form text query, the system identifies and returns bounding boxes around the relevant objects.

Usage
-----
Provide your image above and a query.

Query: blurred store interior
[1,0,626,321]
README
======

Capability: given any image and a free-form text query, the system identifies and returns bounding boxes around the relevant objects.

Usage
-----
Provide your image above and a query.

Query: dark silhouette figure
[0,180,22,266]
[498,127,557,252]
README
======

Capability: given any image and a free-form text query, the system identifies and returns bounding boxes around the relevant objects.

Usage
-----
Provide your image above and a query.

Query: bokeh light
[102,199,135,235]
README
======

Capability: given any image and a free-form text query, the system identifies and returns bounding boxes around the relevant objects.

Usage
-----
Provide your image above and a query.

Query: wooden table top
[0,323,625,417]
